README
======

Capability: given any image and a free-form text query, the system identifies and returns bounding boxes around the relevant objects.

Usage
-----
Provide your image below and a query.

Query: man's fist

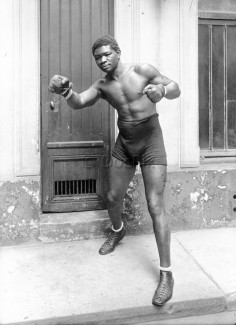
[143,84,165,103]
[48,75,72,97]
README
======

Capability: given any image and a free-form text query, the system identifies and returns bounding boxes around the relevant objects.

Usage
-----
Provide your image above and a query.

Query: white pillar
[0,0,40,180]
[179,0,200,167]
[113,0,200,168]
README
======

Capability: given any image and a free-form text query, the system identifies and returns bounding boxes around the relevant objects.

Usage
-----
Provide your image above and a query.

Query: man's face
[93,45,120,73]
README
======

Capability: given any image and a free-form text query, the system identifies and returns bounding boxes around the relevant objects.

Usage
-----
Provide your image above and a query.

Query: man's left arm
[138,64,181,103]
[149,77,181,100]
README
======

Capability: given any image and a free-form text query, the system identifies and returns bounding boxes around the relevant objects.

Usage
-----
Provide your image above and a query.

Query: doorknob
[50,101,55,110]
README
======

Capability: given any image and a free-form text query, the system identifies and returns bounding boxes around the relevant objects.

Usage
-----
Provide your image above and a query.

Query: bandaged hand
[48,75,73,98]
[143,84,165,103]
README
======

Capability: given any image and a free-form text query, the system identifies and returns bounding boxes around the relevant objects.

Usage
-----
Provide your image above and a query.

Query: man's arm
[137,64,181,103]
[66,85,102,110]
[48,75,102,109]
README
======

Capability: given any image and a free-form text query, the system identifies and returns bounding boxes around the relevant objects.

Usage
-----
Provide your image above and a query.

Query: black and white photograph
[0,0,236,324]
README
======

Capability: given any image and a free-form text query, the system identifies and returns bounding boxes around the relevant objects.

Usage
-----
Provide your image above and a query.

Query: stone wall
[0,179,40,246]
[121,168,236,236]
[1,168,235,246]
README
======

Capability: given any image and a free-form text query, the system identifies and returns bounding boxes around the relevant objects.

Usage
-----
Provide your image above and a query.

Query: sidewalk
[0,227,236,325]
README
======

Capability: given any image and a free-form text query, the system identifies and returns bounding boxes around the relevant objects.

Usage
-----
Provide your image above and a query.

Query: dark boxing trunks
[112,113,167,166]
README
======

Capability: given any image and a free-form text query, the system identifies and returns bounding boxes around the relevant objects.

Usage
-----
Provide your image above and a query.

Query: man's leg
[141,165,174,305]
[99,157,136,255]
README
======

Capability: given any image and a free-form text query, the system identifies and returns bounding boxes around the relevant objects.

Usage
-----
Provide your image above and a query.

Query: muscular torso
[98,64,157,121]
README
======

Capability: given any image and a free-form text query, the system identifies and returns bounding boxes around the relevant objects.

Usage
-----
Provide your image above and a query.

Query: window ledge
[166,163,236,173]
[200,150,236,166]
[199,11,236,20]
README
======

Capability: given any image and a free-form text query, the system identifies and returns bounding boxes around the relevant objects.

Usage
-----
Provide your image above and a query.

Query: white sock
[160,265,172,272]
[112,222,124,233]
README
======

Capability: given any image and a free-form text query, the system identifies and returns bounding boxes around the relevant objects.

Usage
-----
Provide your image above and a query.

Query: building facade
[0,0,235,245]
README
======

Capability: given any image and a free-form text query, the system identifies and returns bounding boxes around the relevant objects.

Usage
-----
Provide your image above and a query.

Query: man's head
[92,35,121,74]
[92,35,121,56]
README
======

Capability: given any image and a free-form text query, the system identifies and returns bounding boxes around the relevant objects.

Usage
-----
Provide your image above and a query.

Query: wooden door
[41,0,115,212]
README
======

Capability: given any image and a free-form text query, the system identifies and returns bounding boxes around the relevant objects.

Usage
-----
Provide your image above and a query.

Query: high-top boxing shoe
[152,270,174,306]
[99,226,126,255]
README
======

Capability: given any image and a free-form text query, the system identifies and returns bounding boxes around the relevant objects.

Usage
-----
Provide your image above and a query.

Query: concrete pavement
[0,227,236,324]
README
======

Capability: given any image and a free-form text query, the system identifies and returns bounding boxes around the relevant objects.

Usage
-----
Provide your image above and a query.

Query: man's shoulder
[91,78,111,100]
[133,63,161,80]
[91,78,106,90]
[134,63,158,73]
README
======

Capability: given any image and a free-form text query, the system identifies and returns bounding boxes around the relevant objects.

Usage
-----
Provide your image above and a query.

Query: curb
[4,296,230,325]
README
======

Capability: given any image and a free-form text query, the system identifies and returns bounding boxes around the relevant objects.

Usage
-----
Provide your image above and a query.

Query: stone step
[39,209,153,243]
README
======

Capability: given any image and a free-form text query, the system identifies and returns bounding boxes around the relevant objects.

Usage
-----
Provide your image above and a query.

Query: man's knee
[147,199,164,217]
[107,190,123,205]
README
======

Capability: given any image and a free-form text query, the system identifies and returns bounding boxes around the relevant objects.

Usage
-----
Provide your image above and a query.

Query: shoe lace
[102,231,117,248]
[157,272,171,298]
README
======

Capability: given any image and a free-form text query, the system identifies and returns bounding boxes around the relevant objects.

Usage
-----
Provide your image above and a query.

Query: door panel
[41,0,115,212]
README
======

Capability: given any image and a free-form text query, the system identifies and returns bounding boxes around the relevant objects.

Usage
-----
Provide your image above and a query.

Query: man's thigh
[108,157,136,196]
[141,165,167,199]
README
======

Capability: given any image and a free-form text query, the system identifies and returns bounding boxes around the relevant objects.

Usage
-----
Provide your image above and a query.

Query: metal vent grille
[54,179,96,196]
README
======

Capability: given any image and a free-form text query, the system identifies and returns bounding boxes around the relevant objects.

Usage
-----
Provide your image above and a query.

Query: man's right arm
[66,86,102,110]
[48,75,102,110]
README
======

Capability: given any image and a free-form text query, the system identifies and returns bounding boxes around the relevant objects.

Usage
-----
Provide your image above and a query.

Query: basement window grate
[54,179,96,196]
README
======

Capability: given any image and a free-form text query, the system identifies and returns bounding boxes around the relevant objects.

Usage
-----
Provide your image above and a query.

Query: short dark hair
[92,35,121,55]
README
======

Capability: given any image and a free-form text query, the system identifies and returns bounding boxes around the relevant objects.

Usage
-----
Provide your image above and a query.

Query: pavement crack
[175,237,226,296]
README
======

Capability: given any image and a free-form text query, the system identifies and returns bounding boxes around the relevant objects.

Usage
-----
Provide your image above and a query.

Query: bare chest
[101,71,148,107]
